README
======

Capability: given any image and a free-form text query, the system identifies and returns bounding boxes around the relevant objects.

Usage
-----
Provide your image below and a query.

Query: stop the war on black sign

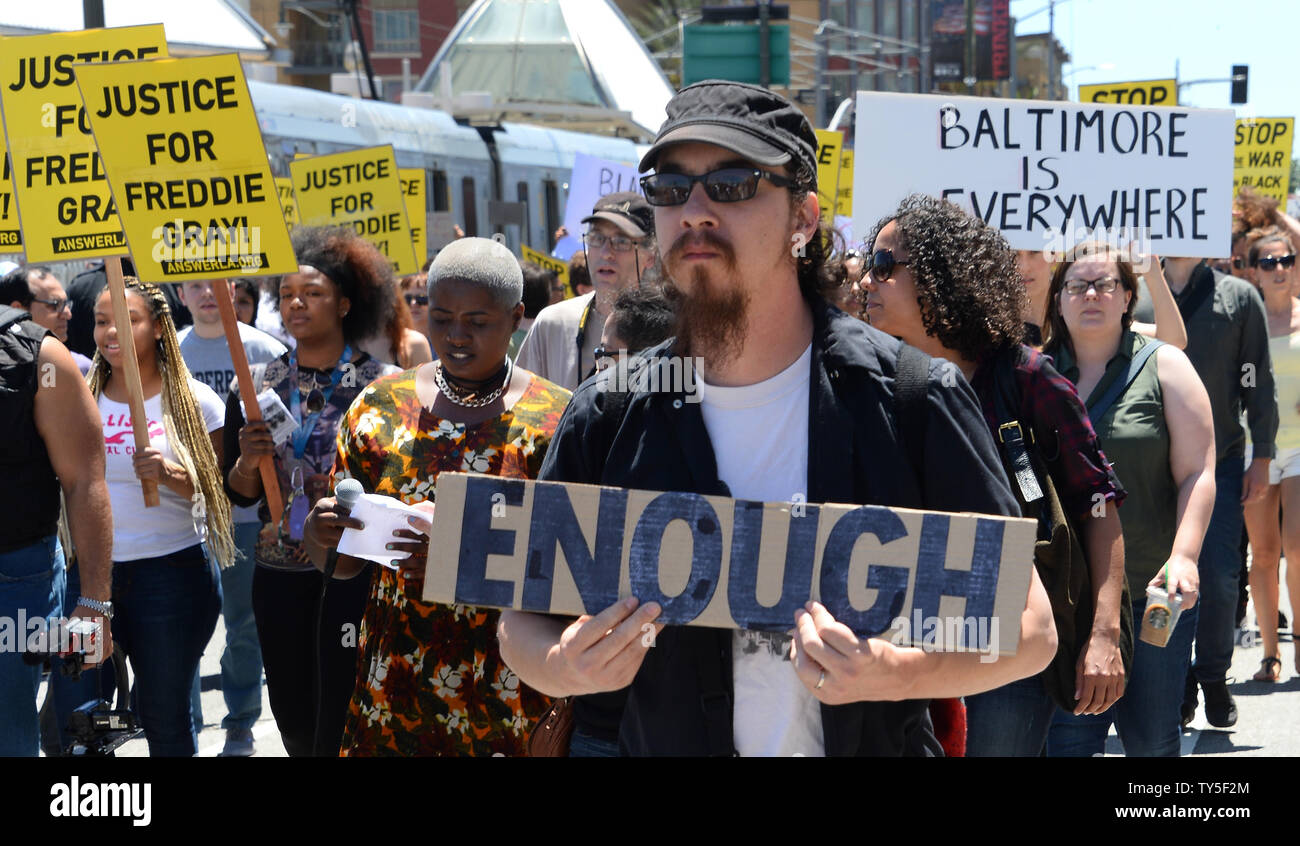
[852,91,1235,257]
[423,473,1038,655]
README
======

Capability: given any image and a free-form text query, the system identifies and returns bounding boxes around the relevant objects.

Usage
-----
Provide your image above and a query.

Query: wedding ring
[815,670,826,690]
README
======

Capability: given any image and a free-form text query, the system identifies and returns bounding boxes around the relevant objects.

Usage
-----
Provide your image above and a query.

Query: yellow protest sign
[521,243,569,293]
[399,168,426,271]
[1077,78,1178,106]
[290,145,418,274]
[0,25,168,262]
[0,146,20,251]
[814,129,843,226]
[275,177,299,229]
[836,148,854,217]
[1234,118,1294,206]
[73,54,297,282]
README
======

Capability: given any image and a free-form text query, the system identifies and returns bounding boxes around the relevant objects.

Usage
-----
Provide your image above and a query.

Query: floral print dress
[332,368,571,756]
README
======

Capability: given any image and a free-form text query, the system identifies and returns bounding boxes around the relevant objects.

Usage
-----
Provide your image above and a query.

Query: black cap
[638,80,818,190]
[581,191,655,239]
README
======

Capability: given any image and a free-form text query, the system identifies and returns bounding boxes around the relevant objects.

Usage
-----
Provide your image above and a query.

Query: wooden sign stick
[104,256,160,507]
[211,279,284,525]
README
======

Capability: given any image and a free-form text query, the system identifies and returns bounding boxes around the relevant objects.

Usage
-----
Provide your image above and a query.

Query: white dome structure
[413,0,672,141]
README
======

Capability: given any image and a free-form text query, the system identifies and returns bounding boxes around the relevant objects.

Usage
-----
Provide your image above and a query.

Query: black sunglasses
[639,167,793,207]
[404,293,429,307]
[1252,254,1297,271]
[866,249,911,283]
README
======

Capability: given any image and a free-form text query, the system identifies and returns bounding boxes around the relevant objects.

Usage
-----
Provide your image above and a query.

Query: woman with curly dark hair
[862,193,1129,756]
[222,226,400,756]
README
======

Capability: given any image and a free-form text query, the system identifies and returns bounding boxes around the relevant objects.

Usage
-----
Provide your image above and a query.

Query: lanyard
[574,295,595,383]
[288,344,352,459]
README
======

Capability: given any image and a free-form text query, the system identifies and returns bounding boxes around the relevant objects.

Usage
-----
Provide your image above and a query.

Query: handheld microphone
[315,477,364,757]
[323,478,364,582]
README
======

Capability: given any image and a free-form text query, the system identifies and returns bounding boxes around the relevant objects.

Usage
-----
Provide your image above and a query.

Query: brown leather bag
[527,697,574,757]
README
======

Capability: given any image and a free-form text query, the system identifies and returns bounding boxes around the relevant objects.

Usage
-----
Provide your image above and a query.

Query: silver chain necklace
[434,357,512,408]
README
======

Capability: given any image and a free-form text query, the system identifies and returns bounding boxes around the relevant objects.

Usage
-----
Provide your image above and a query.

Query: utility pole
[345,0,381,101]
[759,0,771,88]
[815,0,828,128]
[82,0,104,28]
[964,0,975,93]
[1046,0,1055,99]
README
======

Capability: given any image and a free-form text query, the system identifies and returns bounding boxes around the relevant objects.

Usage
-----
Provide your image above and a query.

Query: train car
[248,80,643,262]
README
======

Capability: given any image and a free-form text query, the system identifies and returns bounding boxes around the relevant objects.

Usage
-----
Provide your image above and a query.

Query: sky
[1010,0,1296,120]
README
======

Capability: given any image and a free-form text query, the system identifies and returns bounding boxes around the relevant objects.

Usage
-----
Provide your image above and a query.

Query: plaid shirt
[971,345,1126,522]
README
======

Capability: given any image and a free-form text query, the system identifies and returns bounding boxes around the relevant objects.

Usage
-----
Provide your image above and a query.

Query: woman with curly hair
[223,226,400,756]
[89,277,233,756]
[861,193,1128,756]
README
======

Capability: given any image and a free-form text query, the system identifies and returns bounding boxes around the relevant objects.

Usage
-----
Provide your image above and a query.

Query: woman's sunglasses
[1252,254,1297,271]
[639,167,793,207]
[404,293,429,307]
[866,249,911,283]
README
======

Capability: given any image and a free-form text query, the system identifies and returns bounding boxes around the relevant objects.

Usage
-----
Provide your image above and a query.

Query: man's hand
[1072,631,1125,715]
[790,601,908,704]
[1149,553,1199,610]
[544,597,662,696]
[1242,457,1271,506]
[68,605,112,668]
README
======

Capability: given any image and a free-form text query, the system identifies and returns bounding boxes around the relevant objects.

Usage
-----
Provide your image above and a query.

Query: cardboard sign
[0,146,20,251]
[289,145,419,274]
[399,167,426,270]
[1078,78,1178,106]
[274,177,299,229]
[556,152,642,260]
[521,243,569,293]
[0,25,168,262]
[1234,118,1294,206]
[72,54,296,282]
[853,91,1236,257]
[814,129,843,226]
[836,148,854,218]
[423,473,1037,654]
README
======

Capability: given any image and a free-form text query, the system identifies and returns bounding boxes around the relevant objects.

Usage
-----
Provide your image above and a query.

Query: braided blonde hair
[86,278,234,569]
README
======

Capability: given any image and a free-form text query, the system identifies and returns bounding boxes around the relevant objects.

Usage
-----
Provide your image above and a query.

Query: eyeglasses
[639,167,793,207]
[404,293,428,307]
[1063,276,1121,296]
[866,249,911,283]
[31,297,70,312]
[583,231,642,253]
[1252,254,1297,271]
[593,345,619,372]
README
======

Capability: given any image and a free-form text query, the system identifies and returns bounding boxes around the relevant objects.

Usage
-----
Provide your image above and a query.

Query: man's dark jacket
[536,299,1020,755]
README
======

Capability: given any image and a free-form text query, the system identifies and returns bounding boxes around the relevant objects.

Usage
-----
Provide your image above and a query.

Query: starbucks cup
[1139,584,1184,648]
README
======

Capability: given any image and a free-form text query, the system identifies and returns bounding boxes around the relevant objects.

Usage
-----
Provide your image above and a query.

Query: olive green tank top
[1053,331,1176,588]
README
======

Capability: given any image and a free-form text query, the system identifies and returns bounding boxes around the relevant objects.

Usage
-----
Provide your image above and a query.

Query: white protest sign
[852,92,1236,258]
[555,152,642,260]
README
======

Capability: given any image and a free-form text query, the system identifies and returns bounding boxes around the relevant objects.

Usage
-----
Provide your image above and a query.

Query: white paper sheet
[337,493,430,568]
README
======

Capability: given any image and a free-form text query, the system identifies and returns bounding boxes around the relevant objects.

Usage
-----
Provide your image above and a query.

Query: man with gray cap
[515,191,656,390]
[499,80,1056,756]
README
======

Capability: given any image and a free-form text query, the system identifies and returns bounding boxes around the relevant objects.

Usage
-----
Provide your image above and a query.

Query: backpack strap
[894,342,932,498]
[989,348,1044,506]
[1175,266,1216,323]
[1086,339,1164,424]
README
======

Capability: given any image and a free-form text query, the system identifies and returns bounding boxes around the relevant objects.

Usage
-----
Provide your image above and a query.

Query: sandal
[1253,656,1282,682]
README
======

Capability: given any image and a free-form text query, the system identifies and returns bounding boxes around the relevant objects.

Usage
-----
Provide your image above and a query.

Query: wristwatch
[76,596,114,620]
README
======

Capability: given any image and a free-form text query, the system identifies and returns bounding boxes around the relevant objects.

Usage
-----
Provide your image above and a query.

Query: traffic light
[1231,65,1248,104]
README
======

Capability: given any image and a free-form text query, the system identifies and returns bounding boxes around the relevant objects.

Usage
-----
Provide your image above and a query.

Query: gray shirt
[178,322,288,523]
[1134,263,1278,461]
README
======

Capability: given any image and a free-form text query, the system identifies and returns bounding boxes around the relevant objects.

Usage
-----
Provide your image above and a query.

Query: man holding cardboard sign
[498,81,1057,757]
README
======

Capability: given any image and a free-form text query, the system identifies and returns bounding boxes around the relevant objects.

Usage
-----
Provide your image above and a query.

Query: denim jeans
[1190,457,1245,685]
[965,674,1057,757]
[112,544,222,757]
[569,727,621,758]
[219,523,264,730]
[1047,600,1198,757]
[0,535,64,757]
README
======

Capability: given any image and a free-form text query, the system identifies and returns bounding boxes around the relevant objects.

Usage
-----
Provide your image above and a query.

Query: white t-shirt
[99,378,225,561]
[698,343,823,757]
